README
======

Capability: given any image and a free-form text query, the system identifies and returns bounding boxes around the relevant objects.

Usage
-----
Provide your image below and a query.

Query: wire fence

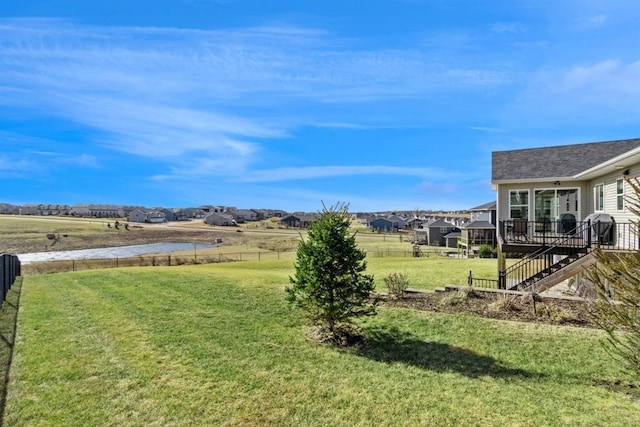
[21,247,464,275]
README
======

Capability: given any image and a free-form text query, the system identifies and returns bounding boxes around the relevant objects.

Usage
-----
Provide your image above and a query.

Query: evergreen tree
[286,203,377,341]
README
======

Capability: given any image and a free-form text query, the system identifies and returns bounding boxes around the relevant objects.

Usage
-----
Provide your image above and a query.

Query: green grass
[4,263,639,426]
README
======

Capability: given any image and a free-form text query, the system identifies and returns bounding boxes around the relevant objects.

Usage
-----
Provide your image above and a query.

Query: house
[414,218,457,246]
[235,209,258,222]
[159,209,178,222]
[204,212,237,226]
[491,138,640,291]
[71,204,123,218]
[127,209,166,223]
[146,210,166,223]
[405,217,426,230]
[0,203,19,215]
[368,215,405,232]
[443,230,461,248]
[369,217,397,232]
[181,208,206,219]
[128,209,148,223]
[458,201,497,257]
[280,213,316,228]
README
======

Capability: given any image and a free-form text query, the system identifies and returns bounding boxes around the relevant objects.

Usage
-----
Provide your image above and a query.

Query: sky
[2,1,640,213]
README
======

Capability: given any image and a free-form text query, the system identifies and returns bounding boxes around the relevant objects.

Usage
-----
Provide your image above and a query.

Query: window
[594,184,604,211]
[509,190,529,219]
[617,179,624,211]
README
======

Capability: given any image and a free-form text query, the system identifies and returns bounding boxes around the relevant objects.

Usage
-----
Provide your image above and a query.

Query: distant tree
[587,177,640,378]
[286,202,377,343]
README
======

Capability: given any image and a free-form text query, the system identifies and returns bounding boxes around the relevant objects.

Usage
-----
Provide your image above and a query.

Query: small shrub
[537,304,572,323]
[438,287,482,308]
[478,245,494,258]
[383,272,410,298]
[488,295,521,313]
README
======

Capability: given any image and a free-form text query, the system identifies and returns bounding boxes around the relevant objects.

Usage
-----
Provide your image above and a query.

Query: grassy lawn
[4,262,639,426]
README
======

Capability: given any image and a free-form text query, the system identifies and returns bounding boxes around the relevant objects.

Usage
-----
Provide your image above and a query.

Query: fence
[467,271,500,289]
[1,253,21,306]
[21,247,462,275]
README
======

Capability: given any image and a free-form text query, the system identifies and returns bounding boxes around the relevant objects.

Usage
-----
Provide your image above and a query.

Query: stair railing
[499,220,592,290]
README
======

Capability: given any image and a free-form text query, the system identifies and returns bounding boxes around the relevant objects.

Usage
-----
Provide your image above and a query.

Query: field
[1,216,640,425]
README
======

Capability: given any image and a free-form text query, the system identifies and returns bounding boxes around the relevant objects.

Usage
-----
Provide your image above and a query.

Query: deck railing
[499,220,638,251]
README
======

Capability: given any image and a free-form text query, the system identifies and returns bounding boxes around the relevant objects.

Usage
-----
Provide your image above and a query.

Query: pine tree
[286,203,377,342]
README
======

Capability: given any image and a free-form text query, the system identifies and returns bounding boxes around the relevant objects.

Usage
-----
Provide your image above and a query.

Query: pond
[18,242,216,264]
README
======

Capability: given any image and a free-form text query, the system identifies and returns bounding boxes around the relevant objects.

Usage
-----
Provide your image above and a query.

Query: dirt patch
[381,288,597,328]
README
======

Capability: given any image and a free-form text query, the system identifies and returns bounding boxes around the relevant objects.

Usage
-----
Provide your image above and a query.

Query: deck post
[497,244,506,289]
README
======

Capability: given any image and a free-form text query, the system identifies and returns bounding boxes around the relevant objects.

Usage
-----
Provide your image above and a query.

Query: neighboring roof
[281,214,316,222]
[463,220,495,229]
[444,231,461,239]
[469,201,496,211]
[492,138,640,182]
[423,218,455,228]
[369,217,393,224]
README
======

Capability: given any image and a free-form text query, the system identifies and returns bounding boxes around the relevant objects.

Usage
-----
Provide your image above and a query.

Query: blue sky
[2,1,640,212]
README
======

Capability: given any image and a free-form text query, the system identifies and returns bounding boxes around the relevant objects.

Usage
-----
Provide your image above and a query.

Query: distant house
[128,209,148,223]
[159,209,177,222]
[127,209,166,223]
[204,212,236,226]
[235,209,258,222]
[19,204,70,216]
[415,218,457,246]
[0,203,19,215]
[458,201,497,257]
[146,210,166,223]
[444,231,461,248]
[280,213,316,228]
[405,217,426,230]
[387,215,406,230]
[71,204,122,218]
[369,217,396,232]
[369,215,405,232]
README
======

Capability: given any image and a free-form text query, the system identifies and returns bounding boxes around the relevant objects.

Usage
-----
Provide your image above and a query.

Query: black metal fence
[467,271,500,289]
[1,253,21,307]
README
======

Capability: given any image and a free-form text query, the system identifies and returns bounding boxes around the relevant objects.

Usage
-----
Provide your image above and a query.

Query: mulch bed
[380,288,597,328]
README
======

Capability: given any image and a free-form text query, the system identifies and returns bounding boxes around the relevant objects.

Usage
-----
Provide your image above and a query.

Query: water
[18,242,215,264]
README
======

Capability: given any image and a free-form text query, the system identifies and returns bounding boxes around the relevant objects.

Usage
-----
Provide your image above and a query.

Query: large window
[509,190,529,219]
[594,184,604,211]
[534,188,579,232]
[617,179,624,211]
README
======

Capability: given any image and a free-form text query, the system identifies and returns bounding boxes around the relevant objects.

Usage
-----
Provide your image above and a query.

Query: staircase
[500,221,594,293]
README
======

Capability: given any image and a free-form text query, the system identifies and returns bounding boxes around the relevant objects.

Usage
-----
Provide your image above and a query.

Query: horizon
[3,1,640,212]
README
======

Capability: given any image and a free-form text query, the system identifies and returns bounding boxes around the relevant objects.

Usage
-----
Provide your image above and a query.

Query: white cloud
[0,17,513,185]
[238,165,457,183]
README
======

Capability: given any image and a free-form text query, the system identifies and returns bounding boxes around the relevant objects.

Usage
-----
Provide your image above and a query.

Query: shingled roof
[492,138,640,182]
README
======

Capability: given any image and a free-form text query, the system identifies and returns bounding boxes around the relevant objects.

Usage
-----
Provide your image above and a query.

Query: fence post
[468,271,473,286]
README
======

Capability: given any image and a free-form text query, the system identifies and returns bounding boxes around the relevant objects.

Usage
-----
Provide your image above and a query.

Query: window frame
[509,189,530,220]
[616,179,624,211]
[594,183,604,212]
